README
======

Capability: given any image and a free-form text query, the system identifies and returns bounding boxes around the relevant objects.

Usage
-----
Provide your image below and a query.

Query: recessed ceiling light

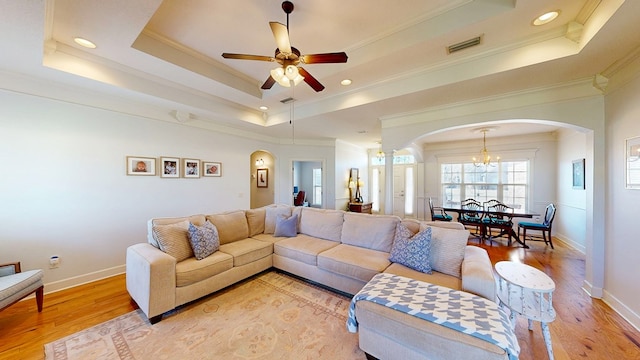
[74,37,96,49]
[259,106,268,111]
[341,79,352,86]
[533,10,560,26]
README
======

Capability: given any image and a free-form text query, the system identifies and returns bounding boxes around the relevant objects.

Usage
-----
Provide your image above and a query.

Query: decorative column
[384,150,394,215]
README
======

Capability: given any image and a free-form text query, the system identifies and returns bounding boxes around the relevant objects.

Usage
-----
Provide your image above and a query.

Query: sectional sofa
[126,204,502,358]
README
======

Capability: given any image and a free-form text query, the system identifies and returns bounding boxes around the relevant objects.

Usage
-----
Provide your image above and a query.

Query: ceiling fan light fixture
[271,66,304,87]
[285,65,299,80]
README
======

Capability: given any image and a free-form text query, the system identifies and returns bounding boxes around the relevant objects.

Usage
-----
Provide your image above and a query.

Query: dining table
[441,204,539,248]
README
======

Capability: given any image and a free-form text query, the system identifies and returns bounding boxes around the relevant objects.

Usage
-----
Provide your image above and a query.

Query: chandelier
[473,129,499,166]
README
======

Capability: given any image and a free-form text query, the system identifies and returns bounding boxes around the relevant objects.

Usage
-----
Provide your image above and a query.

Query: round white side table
[495,261,556,360]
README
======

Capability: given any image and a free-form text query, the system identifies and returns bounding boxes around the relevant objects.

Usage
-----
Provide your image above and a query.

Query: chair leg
[36,285,44,312]
[522,229,527,248]
[545,230,554,249]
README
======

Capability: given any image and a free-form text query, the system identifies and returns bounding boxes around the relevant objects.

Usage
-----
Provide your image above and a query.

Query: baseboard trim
[602,289,640,332]
[44,265,126,294]
[582,279,603,298]
[554,235,586,254]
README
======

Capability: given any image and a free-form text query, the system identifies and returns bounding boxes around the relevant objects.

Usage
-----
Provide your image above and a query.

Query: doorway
[293,160,323,207]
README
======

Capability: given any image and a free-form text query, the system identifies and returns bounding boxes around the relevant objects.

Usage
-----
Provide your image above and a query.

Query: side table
[349,202,372,214]
[495,261,556,360]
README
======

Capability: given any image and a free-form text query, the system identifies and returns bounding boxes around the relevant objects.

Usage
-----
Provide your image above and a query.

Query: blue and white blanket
[347,273,520,360]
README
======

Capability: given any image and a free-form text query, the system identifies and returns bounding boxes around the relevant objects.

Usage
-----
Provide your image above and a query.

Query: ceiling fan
[221,1,348,92]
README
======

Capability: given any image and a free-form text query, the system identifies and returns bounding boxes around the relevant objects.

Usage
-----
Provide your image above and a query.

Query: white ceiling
[2,0,640,148]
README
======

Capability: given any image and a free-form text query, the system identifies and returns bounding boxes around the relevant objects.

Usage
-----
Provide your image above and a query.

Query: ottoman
[348,273,519,360]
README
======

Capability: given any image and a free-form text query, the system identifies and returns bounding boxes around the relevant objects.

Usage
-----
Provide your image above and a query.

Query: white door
[393,165,405,217]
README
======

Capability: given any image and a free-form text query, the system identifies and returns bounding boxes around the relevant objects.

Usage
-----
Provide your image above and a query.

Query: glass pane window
[405,167,414,215]
[312,168,322,206]
[372,168,380,212]
[441,161,529,209]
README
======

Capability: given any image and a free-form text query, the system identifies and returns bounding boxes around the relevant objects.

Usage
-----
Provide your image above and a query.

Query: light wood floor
[1,239,639,360]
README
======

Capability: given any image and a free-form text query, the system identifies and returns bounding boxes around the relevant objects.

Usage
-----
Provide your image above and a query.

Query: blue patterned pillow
[274,214,298,237]
[187,221,220,260]
[389,223,433,274]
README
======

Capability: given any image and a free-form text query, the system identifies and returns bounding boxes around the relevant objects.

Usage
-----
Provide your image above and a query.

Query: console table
[349,202,372,214]
[495,261,556,360]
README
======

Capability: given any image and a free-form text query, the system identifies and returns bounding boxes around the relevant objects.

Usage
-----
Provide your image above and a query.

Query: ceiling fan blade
[269,22,292,56]
[301,52,348,64]
[298,67,325,92]
[222,53,274,62]
[261,75,276,90]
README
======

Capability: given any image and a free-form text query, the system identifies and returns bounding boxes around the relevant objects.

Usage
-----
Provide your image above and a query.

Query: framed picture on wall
[626,136,640,189]
[126,156,156,176]
[572,158,585,190]
[183,158,201,178]
[203,161,222,177]
[160,156,180,178]
[257,168,268,188]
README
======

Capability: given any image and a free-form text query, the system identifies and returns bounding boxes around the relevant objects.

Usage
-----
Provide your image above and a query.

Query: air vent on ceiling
[280,97,296,104]
[447,36,483,54]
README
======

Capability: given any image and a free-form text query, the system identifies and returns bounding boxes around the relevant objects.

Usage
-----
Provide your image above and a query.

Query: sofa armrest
[126,243,177,320]
[461,246,497,302]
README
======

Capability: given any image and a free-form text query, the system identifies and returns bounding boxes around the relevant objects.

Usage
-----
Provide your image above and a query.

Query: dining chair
[483,199,503,211]
[518,203,556,249]
[459,198,484,240]
[428,197,452,222]
[0,262,44,312]
[483,202,515,245]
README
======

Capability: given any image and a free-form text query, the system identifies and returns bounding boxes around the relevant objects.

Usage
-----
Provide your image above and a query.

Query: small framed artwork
[626,136,640,189]
[126,156,156,176]
[183,158,201,178]
[160,157,180,178]
[203,162,222,177]
[257,168,268,188]
[572,158,585,190]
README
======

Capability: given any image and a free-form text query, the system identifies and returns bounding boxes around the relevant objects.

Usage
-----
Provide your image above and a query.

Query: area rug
[44,271,365,359]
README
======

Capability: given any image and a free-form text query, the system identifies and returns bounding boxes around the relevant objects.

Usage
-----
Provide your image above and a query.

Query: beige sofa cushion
[400,219,421,234]
[384,263,462,291]
[317,244,391,283]
[152,220,193,262]
[148,215,206,248]
[207,210,249,245]
[175,251,233,287]
[245,207,267,236]
[299,208,345,242]
[420,224,469,278]
[218,238,272,267]
[341,213,399,252]
[265,205,292,234]
[274,234,339,266]
[251,233,287,244]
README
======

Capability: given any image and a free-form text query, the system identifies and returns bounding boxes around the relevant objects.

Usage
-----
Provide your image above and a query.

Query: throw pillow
[265,205,292,234]
[389,223,433,274]
[274,214,298,237]
[152,220,193,262]
[187,221,220,260]
[422,224,469,278]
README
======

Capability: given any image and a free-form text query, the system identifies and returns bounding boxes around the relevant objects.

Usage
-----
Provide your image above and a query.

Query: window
[441,161,528,210]
[405,166,414,215]
[371,168,380,212]
[312,168,322,206]
[370,154,414,166]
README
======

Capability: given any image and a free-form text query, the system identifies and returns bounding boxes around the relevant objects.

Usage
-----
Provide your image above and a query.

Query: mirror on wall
[348,168,358,203]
